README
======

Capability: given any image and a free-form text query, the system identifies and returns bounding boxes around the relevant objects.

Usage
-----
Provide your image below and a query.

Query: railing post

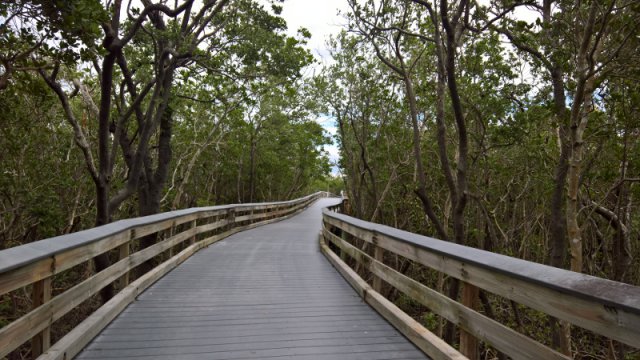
[168,221,176,256]
[227,208,235,230]
[31,276,52,356]
[460,282,479,359]
[339,227,348,263]
[118,231,132,289]
[373,242,383,293]
[190,219,197,245]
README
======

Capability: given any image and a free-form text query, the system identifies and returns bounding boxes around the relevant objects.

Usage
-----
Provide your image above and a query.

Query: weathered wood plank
[0,193,324,358]
[31,277,51,357]
[189,220,198,245]
[320,236,465,360]
[38,239,206,360]
[323,214,640,347]
[70,197,423,360]
[320,238,367,298]
[373,243,383,293]
[323,228,570,360]
[0,226,199,357]
[132,219,175,239]
[0,231,130,296]
[460,283,479,360]
[365,291,466,360]
[235,211,273,222]
[196,219,226,235]
[117,238,130,289]
[0,192,322,279]
[235,214,253,222]
[196,209,228,218]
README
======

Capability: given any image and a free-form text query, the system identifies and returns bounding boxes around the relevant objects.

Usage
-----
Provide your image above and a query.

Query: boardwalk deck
[76,198,428,360]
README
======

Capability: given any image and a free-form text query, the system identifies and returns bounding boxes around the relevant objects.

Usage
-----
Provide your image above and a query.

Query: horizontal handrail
[0,192,326,359]
[321,203,640,359]
[0,192,322,276]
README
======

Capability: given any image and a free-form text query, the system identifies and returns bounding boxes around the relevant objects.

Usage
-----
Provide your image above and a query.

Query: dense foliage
[326,0,639,358]
[1,0,639,359]
[0,0,334,250]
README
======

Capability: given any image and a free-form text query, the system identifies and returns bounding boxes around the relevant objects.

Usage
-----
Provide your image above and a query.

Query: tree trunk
[547,66,573,360]
[94,21,121,303]
[172,121,224,210]
[403,73,448,240]
[137,102,174,275]
[612,136,632,282]
[249,134,257,203]
[566,0,599,276]
[440,1,471,347]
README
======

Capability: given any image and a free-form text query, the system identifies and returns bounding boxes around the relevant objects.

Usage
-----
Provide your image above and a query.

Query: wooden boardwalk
[76,198,428,360]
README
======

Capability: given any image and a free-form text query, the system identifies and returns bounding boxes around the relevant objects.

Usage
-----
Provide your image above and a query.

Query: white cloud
[281,0,349,62]
[325,143,340,160]
[315,113,336,130]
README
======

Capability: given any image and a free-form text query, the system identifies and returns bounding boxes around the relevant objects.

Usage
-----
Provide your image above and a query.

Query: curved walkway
[77,198,428,359]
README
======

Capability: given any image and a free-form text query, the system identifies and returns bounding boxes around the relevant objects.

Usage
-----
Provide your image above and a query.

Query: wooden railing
[320,201,640,360]
[0,192,326,360]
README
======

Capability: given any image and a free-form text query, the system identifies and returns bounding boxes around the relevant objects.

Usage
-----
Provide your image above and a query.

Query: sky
[280,0,349,62]
[279,0,349,175]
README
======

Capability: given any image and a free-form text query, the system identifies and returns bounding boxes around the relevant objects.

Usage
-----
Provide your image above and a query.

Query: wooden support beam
[320,238,466,360]
[460,282,479,360]
[117,237,130,290]
[167,222,176,257]
[0,192,324,358]
[0,231,130,296]
[322,213,640,347]
[322,226,569,360]
[373,243,383,293]
[39,239,207,360]
[227,209,235,231]
[190,220,197,245]
[31,276,52,357]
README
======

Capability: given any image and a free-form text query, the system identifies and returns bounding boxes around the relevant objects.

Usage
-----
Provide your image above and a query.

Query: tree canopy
[1,1,639,358]
[323,0,639,357]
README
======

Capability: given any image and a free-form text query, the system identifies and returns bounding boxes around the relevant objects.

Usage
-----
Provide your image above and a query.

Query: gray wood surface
[76,199,428,360]
[323,210,640,347]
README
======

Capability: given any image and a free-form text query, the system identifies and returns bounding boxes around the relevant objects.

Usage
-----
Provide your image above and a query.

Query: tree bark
[249,133,257,203]
[137,103,174,274]
[440,0,471,348]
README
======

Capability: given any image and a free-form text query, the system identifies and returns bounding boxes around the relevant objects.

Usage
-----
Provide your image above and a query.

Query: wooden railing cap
[322,208,640,316]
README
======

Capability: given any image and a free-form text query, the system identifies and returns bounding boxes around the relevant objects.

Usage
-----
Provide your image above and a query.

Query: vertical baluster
[168,221,176,257]
[118,231,132,289]
[31,277,52,356]
[373,242,383,293]
[190,219,197,245]
[460,282,479,359]
[339,225,348,262]
[227,209,236,231]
